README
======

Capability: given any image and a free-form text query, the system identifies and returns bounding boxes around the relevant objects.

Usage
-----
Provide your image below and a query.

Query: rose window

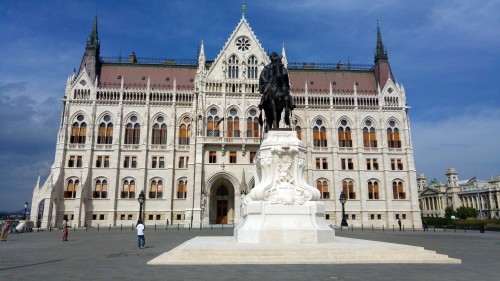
[236,36,251,52]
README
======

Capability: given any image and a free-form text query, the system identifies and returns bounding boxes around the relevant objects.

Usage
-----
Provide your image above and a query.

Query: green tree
[444,206,456,218]
[455,207,477,220]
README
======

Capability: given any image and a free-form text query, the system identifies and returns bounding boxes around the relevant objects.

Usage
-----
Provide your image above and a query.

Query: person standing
[398,218,402,231]
[136,219,145,249]
[62,219,69,241]
[1,219,12,241]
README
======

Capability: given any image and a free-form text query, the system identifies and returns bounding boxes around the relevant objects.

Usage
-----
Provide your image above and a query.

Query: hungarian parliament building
[31,13,422,229]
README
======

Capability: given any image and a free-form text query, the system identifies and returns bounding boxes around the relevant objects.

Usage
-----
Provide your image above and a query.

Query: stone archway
[207,175,237,225]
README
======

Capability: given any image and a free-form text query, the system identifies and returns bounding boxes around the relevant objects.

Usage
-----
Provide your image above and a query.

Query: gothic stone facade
[31,15,422,229]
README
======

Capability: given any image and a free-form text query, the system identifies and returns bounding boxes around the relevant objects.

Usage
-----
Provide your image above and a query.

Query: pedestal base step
[148,236,461,265]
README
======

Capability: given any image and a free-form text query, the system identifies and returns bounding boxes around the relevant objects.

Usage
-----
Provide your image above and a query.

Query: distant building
[31,10,422,229]
[418,168,500,218]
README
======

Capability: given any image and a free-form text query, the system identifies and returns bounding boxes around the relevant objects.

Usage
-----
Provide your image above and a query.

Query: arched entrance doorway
[37,200,45,228]
[208,177,235,224]
[216,186,229,224]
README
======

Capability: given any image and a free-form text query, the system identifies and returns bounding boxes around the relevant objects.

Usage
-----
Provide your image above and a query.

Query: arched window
[295,126,302,140]
[313,119,327,147]
[342,180,356,199]
[124,115,140,144]
[392,180,406,199]
[150,179,163,199]
[316,180,330,199]
[338,119,352,147]
[227,109,240,137]
[363,120,377,148]
[368,180,379,199]
[178,116,191,145]
[177,178,187,199]
[387,120,401,148]
[207,107,221,137]
[70,114,87,144]
[247,55,258,79]
[93,179,108,198]
[121,179,136,199]
[228,55,239,78]
[97,115,113,144]
[152,116,167,145]
[246,109,260,137]
[64,179,79,198]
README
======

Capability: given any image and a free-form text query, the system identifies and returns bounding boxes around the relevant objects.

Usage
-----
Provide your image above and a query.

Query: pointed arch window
[313,119,327,147]
[64,179,79,198]
[70,114,87,144]
[338,119,352,147]
[392,180,406,199]
[227,109,240,137]
[368,180,379,199]
[124,115,140,144]
[177,178,187,199]
[316,180,330,199]
[295,126,302,140]
[246,109,260,137]
[387,121,401,148]
[179,116,191,145]
[97,115,113,144]
[121,179,136,199]
[93,179,108,198]
[363,120,377,148]
[228,55,239,78]
[247,55,258,79]
[207,107,221,137]
[150,179,163,199]
[152,116,167,145]
[342,180,356,199]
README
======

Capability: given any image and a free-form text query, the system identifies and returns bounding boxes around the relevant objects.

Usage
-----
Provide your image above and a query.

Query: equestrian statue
[258,52,295,132]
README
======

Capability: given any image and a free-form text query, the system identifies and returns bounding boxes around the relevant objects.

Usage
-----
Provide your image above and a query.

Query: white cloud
[412,105,500,181]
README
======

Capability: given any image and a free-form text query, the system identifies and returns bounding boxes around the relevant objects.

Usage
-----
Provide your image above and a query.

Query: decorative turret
[445,167,459,188]
[281,43,288,69]
[373,22,393,90]
[78,15,101,83]
[417,173,427,191]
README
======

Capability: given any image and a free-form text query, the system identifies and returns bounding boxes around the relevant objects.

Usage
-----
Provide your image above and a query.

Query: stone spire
[78,14,101,83]
[374,21,388,62]
[281,43,288,69]
[197,40,206,75]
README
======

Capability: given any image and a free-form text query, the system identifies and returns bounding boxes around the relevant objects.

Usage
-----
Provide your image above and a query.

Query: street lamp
[138,191,145,221]
[339,192,348,227]
[24,202,28,220]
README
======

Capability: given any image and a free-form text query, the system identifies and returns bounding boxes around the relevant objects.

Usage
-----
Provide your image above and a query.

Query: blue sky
[1,0,499,211]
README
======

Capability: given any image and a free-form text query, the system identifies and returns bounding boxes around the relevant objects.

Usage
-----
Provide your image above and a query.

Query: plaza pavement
[0,225,498,281]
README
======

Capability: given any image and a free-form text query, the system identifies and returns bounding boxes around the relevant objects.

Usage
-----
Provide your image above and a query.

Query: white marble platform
[148,236,461,265]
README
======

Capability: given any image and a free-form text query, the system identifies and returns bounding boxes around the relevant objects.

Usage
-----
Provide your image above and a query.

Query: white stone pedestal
[235,201,334,244]
[234,129,335,244]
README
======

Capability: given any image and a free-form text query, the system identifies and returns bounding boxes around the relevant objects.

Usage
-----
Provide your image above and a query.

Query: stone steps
[148,236,461,265]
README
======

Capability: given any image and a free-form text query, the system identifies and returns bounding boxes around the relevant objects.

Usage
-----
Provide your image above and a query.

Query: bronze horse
[258,52,295,132]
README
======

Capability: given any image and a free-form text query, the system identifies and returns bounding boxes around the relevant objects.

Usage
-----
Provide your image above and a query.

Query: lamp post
[24,202,28,220]
[339,192,348,227]
[138,191,145,221]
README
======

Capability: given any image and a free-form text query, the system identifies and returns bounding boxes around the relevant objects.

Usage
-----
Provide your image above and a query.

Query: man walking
[136,219,145,249]
[62,219,69,241]
[398,218,402,231]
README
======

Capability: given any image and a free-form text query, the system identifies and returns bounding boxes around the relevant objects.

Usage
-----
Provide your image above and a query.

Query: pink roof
[288,70,377,95]
[99,64,197,90]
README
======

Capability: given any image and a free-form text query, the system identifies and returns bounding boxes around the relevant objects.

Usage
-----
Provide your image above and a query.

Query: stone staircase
[148,236,461,265]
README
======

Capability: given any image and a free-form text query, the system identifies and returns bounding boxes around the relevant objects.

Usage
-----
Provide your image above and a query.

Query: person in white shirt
[136,219,145,249]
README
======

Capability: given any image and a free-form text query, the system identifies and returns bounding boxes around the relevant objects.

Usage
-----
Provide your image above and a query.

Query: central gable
[206,17,269,80]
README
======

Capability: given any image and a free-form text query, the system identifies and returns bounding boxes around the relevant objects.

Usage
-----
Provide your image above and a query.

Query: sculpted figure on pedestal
[258,52,295,131]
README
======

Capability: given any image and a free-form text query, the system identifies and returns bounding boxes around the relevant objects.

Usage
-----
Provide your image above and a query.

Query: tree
[444,206,456,218]
[455,207,477,220]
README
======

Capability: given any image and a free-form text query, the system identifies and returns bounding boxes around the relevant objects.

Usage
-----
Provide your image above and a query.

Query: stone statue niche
[234,129,335,244]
